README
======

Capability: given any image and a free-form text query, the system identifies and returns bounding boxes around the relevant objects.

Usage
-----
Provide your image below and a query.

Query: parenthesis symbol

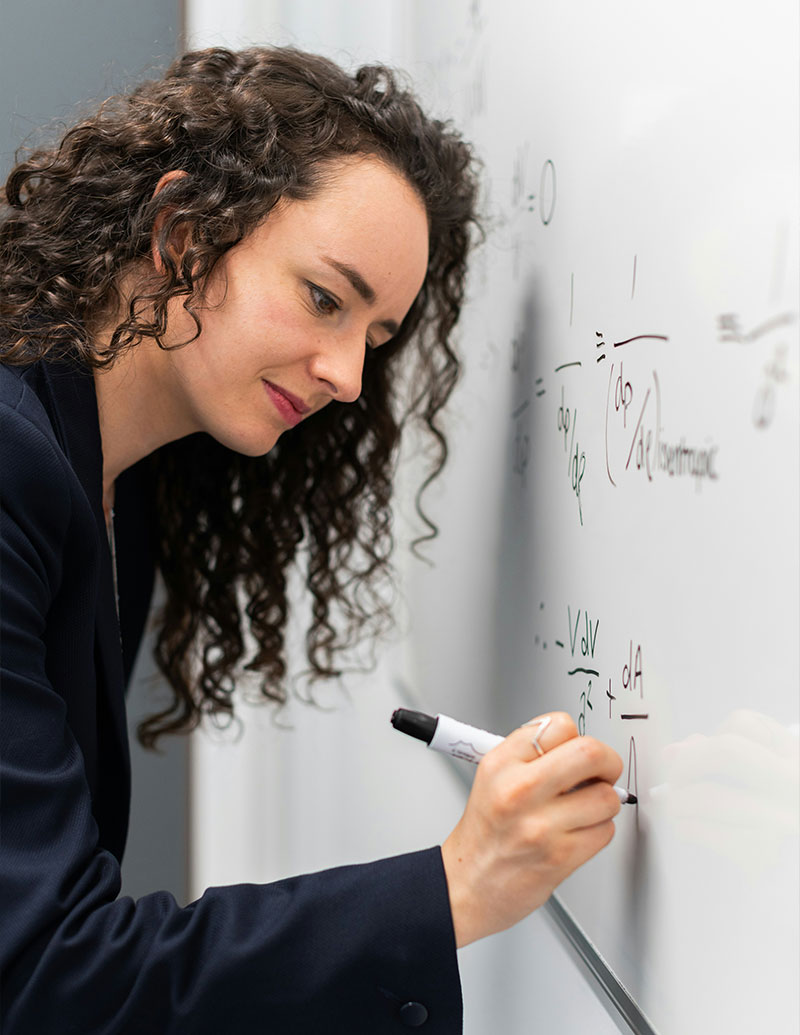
[605,362,617,487]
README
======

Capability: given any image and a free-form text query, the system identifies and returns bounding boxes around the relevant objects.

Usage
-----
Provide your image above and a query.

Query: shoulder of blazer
[1,359,106,524]
[0,363,61,444]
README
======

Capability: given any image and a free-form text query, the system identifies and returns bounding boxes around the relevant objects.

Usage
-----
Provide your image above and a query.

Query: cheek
[170,286,309,384]
[244,300,313,368]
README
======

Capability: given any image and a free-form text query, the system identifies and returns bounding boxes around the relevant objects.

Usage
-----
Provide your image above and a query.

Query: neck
[93,340,197,496]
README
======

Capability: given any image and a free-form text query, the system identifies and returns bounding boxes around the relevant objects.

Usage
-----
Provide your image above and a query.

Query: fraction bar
[620,714,649,720]
[613,335,669,348]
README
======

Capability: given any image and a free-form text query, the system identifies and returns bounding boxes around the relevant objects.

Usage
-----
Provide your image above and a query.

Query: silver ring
[524,715,552,756]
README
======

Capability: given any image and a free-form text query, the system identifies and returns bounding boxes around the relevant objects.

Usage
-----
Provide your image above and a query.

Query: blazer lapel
[40,360,131,854]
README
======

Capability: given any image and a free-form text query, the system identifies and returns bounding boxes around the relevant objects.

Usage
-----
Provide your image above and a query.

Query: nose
[309,332,365,404]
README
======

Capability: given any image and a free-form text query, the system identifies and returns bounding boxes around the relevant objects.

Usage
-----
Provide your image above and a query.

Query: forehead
[249,157,430,302]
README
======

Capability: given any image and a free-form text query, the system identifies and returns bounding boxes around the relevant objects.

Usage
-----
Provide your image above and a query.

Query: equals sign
[536,378,546,397]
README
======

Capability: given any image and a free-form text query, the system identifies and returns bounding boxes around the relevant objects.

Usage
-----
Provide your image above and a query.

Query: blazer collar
[38,360,105,524]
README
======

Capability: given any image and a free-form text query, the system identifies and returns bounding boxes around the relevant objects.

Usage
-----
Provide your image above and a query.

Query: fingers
[491,715,622,796]
[497,711,579,762]
[564,817,617,866]
[549,779,622,831]
[537,735,624,797]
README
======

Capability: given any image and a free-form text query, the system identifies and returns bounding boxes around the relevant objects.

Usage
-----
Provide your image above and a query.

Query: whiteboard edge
[544,895,660,1035]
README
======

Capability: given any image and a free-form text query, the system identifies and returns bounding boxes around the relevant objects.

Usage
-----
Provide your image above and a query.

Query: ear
[150,169,191,277]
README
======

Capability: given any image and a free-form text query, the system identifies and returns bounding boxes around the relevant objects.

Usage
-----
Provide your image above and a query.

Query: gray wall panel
[1,0,179,175]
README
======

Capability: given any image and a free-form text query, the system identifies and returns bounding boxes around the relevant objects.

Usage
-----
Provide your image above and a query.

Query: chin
[212,425,284,458]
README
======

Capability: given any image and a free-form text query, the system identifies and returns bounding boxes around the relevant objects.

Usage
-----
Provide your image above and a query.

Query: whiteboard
[398,2,800,1032]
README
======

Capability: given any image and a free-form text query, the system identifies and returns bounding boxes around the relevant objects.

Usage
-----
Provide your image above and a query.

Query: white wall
[185,0,409,65]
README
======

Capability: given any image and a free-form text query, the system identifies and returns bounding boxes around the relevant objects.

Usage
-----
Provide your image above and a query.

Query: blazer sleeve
[0,400,463,1034]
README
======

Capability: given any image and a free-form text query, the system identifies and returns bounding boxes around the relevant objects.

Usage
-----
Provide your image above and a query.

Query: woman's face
[159,156,429,456]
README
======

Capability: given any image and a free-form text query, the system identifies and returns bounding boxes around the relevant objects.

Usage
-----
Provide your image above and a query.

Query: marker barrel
[430,714,504,763]
[391,708,637,802]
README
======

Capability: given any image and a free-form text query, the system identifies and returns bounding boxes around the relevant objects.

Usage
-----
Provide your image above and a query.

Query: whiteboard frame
[544,895,659,1035]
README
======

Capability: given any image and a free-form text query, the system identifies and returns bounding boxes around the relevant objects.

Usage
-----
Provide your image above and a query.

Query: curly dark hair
[0,46,479,747]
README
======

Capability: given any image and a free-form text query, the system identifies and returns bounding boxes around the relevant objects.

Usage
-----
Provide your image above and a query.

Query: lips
[262,380,310,428]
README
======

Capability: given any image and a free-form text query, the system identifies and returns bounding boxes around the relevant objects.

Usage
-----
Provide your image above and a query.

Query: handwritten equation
[509,332,722,524]
[505,255,736,520]
[604,363,720,488]
[541,602,651,802]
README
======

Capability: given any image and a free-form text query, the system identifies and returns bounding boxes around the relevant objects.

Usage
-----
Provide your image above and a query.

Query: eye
[307,282,340,316]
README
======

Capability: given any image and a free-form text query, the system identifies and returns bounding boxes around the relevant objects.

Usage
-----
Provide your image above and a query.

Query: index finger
[493,712,580,764]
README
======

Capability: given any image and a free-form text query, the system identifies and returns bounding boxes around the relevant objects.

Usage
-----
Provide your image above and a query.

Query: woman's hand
[440,711,623,948]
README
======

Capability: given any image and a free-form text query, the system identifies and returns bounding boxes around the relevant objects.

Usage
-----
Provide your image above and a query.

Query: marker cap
[391,708,437,744]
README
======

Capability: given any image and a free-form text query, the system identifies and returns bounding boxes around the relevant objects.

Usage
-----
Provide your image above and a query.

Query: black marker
[391,708,638,804]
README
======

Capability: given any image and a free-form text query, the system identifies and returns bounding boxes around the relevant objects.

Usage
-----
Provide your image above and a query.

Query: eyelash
[307,282,378,350]
[308,282,340,317]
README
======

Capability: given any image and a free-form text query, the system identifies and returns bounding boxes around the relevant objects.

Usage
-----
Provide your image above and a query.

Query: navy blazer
[0,359,462,1033]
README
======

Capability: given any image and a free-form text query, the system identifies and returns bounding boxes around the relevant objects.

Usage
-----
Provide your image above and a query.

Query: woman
[0,47,623,1032]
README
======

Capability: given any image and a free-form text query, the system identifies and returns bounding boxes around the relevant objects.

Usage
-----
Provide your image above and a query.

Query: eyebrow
[321,255,400,337]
